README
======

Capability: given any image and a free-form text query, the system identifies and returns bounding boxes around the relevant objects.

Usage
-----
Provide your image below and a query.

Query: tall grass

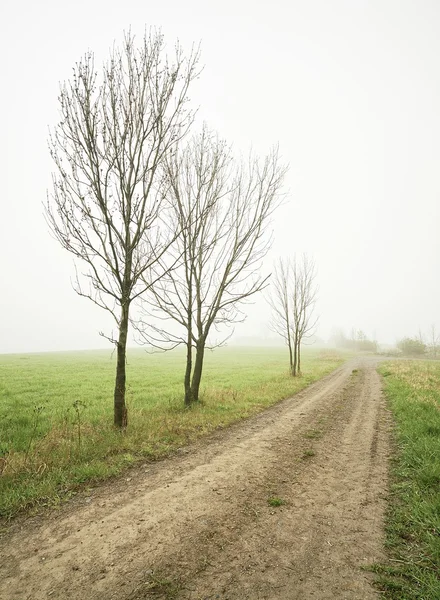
[0,346,343,518]
[373,360,440,599]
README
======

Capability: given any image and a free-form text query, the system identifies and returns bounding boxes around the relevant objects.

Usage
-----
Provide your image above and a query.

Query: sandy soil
[1,357,391,600]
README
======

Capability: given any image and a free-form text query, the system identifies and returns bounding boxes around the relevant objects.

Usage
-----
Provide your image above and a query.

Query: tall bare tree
[45,31,200,427]
[269,255,318,376]
[134,128,287,405]
[268,259,295,372]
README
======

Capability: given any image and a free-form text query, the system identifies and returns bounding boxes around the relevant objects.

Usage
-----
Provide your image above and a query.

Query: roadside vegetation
[0,347,343,519]
[373,360,440,599]
[396,330,440,359]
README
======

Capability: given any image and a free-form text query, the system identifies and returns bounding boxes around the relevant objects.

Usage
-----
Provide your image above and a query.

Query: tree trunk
[114,303,129,428]
[297,339,302,375]
[292,334,298,376]
[190,341,205,403]
[184,338,193,406]
[288,340,294,376]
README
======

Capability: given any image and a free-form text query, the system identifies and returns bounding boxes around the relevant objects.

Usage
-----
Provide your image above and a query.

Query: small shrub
[268,497,285,507]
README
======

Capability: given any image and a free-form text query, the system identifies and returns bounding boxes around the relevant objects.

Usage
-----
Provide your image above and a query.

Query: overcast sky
[2,0,439,353]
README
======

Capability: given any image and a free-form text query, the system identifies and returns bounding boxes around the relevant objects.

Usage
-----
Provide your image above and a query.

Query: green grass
[303,428,322,439]
[0,346,344,519]
[374,360,440,599]
[267,496,285,507]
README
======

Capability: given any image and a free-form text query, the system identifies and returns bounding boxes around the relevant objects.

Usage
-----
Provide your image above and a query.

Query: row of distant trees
[330,329,378,353]
[329,326,440,358]
[396,326,440,358]
[45,31,290,427]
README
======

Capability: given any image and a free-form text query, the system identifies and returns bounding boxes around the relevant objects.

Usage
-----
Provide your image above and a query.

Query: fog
[2,0,439,354]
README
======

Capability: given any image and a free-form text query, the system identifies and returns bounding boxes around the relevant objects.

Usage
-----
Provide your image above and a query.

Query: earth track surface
[1,357,390,599]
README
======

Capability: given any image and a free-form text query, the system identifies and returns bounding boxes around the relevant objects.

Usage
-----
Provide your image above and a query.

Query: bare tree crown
[46,31,200,321]
[269,254,318,376]
[136,127,287,350]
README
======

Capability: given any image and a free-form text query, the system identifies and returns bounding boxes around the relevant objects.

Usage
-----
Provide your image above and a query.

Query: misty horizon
[2,0,439,354]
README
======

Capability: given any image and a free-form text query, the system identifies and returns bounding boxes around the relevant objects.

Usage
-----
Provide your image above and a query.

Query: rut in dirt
[1,357,390,600]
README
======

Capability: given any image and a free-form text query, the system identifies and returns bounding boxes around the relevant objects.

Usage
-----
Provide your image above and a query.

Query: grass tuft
[267,497,285,507]
[303,428,322,439]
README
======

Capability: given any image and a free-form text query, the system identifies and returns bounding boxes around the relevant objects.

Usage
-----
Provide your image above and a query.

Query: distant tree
[355,329,377,352]
[357,338,378,352]
[291,254,319,375]
[356,329,367,343]
[350,327,358,349]
[428,324,440,359]
[397,337,427,357]
[45,31,200,427]
[328,328,346,348]
[268,258,295,374]
[269,254,318,376]
[134,128,287,405]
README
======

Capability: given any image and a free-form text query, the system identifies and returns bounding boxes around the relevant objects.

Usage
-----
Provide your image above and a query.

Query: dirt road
[1,357,390,599]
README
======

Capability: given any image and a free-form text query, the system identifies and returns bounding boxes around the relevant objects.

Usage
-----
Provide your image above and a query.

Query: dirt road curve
[1,357,390,600]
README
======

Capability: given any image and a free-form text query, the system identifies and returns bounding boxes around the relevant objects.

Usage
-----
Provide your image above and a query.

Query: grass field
[0,346,344,518]
[374,360,440,599]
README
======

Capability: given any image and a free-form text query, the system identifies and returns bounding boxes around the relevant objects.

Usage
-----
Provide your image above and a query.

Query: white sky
[1,0,439,353]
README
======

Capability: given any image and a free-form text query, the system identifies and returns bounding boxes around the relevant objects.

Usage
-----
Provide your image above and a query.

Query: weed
[24,405,45,466]
[301,449,315,459]
[134,570,182,599]
[0,445,9,476]
[303,429,322,439]
[268,497,285,507]
[72,400,86,455]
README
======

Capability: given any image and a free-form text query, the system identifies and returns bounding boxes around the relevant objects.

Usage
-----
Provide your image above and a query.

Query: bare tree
[269,255,318,376]
[134,128,287,405]
[428,324,440,359]
[291,255,318,374]
[268,259,295,373]
[45,31,200,427]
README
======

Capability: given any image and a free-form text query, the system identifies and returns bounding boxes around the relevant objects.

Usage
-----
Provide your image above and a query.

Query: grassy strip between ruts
[372,360,440,599]
[0,346,344,519]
